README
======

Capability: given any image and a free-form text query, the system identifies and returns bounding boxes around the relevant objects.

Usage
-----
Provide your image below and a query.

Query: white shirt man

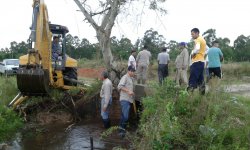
[128,50,136,69]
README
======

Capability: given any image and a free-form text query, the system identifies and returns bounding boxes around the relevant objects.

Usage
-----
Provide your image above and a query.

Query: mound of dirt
[77,68,105,78]
[36,111,73,125]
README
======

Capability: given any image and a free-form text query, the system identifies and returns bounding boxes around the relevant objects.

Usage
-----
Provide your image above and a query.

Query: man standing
[175,42,189,86]
[128,49,137,70]
[188,28,206,94]
[136,46,151,84]
[157,47,170,85]
[117,66,135,136]
[207,40,224,79]
[100,71,113,129]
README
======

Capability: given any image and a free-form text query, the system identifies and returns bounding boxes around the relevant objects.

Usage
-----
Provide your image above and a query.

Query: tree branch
[73,0,99,30]
[90,7,111,17]
[105,0,120,34]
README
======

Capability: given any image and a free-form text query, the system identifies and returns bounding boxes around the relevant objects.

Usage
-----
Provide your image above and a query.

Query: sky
[0,0,250,49]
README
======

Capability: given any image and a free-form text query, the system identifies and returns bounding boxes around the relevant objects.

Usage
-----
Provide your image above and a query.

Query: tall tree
[234,35,250,61]
[73,0,167,83]
[202,29,216,47]
[140,28,167,58]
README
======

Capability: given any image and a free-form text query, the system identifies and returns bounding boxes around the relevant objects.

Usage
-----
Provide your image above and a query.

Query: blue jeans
[119,100,131,131]
[189,61,205,88]
[101,97,112,120]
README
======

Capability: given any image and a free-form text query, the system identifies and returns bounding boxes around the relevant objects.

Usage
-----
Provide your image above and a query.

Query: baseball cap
[179,42,186,46]
[128,65,136,72]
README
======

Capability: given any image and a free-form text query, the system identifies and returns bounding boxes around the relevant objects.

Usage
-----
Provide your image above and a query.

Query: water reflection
[12,120,129,150]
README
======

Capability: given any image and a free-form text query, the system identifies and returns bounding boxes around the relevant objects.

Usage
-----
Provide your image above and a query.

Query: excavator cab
[50,24,67,69]
[9,0,78,107]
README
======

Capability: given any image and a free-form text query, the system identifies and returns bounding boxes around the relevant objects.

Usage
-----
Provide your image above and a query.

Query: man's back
[137,50,151,65]
[208,47,223,68]
[158,52,170,64]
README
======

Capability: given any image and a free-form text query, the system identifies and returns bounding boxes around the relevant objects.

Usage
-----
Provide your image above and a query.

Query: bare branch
[105,0,120,34]
[73,0,99,30]
[90,7,111,17]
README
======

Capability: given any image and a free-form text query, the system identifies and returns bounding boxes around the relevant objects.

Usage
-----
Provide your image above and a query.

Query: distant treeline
[1,28,250,62]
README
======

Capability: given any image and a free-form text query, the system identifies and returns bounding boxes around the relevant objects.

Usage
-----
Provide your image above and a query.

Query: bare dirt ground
[77,68,105,78]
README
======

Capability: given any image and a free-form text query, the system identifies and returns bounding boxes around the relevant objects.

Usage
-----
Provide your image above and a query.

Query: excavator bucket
[17,68,50,96]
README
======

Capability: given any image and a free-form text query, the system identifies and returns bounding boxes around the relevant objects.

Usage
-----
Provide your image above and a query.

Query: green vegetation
[0,105,23,142]
[0,76,23,142]
[0,76,19,105]
[136,80,250,149]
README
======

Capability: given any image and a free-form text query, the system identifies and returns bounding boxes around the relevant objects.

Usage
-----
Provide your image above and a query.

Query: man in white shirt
[128,49,136,70]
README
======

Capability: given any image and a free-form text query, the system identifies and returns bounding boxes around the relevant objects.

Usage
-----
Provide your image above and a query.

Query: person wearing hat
[100,71,113,129]
[157,47,170,85]
[175,42,189,86]
[117,65,135,137]
[128,49,137,70]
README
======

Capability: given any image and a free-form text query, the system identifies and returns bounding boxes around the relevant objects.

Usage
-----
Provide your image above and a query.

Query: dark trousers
[158,64,168,84]
[208,67,222,78]
[189,61,204,88]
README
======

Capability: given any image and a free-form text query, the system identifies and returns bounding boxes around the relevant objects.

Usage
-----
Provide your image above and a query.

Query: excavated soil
[77,68,105,78]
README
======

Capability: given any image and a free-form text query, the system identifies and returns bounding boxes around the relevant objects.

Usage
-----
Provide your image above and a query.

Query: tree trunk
[73,0,126,85]
[97,30,125,85]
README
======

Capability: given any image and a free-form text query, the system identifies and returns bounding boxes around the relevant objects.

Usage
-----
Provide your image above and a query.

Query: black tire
[63,67,78,86]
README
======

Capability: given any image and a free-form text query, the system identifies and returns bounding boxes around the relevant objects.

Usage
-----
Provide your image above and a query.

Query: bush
[136,80,250,149]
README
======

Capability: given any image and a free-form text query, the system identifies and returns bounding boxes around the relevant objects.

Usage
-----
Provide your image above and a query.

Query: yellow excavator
[9,0,79,107]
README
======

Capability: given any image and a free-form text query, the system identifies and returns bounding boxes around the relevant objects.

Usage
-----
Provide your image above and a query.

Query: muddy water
[224,84,250,98]
[11,120,130,150]
[231,91,250,97]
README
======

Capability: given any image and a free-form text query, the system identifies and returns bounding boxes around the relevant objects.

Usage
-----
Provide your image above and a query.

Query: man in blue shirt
[207,40,224,79]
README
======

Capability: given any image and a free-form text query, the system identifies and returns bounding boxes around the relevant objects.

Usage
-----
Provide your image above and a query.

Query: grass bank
[0,76,23,142]
[135,80,250,149]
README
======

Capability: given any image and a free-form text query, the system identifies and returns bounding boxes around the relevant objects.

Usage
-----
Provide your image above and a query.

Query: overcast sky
[1,0,250,49]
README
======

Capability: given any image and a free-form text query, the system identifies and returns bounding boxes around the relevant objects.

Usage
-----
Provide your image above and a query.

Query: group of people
[99,27,224,137]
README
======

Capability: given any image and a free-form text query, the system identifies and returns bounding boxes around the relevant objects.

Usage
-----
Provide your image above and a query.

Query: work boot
[118,126,126,138]
[102,119,111,129]
[199,82,206,95]
[186,86,194,93]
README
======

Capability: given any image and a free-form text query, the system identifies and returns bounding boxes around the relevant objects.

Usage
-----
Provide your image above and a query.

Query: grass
[0,76,23,142]
[0,76,19,105]
[135,79,250,149]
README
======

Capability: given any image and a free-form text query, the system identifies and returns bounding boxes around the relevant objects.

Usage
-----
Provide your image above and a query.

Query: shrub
[136,80,250,149]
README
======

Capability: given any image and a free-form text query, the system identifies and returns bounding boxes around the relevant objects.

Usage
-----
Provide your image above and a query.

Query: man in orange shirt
[188,28,206,94]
